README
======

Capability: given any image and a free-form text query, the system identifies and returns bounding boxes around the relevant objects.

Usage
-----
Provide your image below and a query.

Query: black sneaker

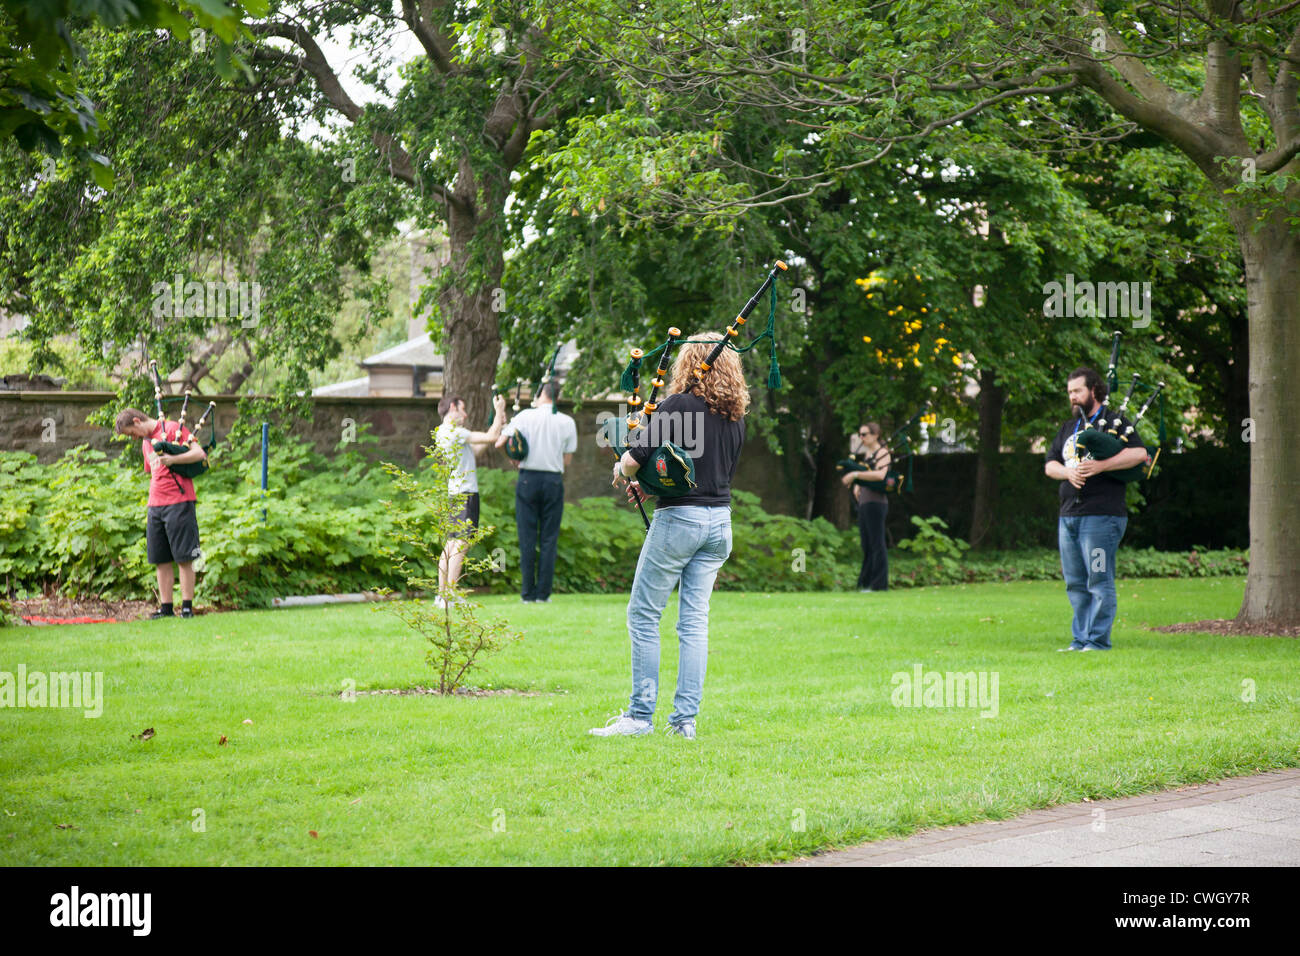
[149,609,174,620]
[180,607,194,618]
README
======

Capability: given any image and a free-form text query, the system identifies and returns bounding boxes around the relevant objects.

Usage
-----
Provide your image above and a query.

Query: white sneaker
[588,713,652,737]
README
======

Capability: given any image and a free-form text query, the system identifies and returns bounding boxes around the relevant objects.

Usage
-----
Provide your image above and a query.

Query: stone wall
[0,391,805,514]
[0,392,446,469]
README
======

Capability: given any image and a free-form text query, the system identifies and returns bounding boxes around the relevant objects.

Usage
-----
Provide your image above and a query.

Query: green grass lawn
[2,578,1296,866]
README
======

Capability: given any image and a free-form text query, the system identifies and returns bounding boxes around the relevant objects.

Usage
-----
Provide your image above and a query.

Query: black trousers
[857,499,889,591]
[516,470,565,600]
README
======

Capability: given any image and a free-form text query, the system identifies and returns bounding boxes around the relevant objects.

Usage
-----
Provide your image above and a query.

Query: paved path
[784,769,1300,866]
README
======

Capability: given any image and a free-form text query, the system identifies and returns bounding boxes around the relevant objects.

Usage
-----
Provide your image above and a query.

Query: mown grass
[1,578,1296,865]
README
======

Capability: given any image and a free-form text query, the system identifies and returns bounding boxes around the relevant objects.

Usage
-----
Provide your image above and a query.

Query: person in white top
[434,392,507,602]
[495,381,578,602]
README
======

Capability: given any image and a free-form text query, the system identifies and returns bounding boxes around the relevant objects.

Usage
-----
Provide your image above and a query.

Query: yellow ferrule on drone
[644,402,657,413]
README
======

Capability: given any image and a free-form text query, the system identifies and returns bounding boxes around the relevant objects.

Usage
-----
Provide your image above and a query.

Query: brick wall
[0,392,1248,548]
[0,391,804,514]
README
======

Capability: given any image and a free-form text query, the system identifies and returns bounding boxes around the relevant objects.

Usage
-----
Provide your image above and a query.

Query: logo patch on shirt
[1063,434,1081,468]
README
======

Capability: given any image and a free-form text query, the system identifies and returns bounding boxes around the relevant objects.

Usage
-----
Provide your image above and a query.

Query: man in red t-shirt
[115,407,208,619]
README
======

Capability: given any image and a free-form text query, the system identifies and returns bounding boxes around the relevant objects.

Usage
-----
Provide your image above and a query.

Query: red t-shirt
[142,420,197,506]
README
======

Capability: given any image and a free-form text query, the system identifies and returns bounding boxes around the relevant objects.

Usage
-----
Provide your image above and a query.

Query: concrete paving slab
[781,768,1300,867]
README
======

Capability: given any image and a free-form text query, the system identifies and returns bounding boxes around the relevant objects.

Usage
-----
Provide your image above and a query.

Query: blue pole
[261,422,269,522]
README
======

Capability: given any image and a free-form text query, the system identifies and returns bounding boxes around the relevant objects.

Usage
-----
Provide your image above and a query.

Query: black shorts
[450,493,480,540]
[146,502,202,565]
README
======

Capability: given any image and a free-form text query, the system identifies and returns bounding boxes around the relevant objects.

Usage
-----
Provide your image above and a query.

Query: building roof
[311,375,371,397]
[360,333,444,369]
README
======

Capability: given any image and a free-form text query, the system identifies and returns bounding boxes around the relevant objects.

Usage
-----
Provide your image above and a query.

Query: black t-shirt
[1045,408,1147,517]
[628,391,745,507]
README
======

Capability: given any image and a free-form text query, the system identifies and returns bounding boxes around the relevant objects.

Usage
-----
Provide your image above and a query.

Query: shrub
[376,441,521,693]
[0,443,1250,606]
[895,515,971,581]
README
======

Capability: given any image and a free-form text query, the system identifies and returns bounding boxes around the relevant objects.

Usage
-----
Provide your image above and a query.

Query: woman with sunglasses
[841,422,892,592]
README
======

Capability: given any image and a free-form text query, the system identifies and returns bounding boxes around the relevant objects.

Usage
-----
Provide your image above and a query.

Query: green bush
[888,546,1249,588]
[0,441,1250,607]
[895,515,970,578]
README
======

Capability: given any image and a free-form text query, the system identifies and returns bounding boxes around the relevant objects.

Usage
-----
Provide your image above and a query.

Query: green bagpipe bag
[600,418,698,498]
[504,430,529,461]
[1075,429,1149,483]
[836,457,903,493]
[152,422,209,479]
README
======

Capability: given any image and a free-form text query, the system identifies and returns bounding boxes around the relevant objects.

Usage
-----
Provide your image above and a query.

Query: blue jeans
[626,505,733,725]
[1058,515,1127,650]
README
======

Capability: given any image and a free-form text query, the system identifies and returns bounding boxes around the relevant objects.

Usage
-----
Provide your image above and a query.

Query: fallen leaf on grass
[56,824,79,830]
[349,798,361,805]
[218,735,228,746]
[131,728,155,741]
[308,830,318,839]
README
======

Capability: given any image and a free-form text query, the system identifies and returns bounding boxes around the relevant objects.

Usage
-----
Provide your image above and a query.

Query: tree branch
[1258,134,1300,172]
[399,0,455,73]
[250,20,429,194]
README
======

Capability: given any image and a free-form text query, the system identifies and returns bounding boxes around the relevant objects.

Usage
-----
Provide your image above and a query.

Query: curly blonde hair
[667,332,751,422]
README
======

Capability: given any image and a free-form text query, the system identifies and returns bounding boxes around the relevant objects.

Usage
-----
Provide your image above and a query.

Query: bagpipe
[147,360,216,480]
[599,259,788,530]
[493,344,564,461]
[1073,331,1166,483]
[837,403,934,494]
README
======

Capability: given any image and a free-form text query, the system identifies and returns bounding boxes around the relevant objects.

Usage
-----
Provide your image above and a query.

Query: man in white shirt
[495,381,578,602]
[434,392,507,602]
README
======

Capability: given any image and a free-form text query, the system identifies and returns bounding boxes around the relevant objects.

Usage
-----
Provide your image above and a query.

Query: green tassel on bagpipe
[619,356,642,392]
[765,279,782,390]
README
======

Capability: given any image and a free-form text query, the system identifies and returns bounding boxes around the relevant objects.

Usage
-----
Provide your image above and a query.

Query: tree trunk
[809,399,850,528]
[1233,211,1300,627]
[1224,306,1250,443]
[436,171,506,432]
[969,366,1005,550]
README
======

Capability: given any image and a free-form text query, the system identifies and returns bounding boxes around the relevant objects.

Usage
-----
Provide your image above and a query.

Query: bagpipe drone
[1073,331,1166,482]
[147,359,217,480]
[599,260,788,530]
[493,343,564,462]
[836,403,935,494]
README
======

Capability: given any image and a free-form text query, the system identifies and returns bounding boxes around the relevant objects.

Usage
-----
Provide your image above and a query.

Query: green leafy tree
[247,0,604,427]
[0,28,396,438]
[377,439,521,694]
[1,0,266,175]
[537,0,1300,627]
